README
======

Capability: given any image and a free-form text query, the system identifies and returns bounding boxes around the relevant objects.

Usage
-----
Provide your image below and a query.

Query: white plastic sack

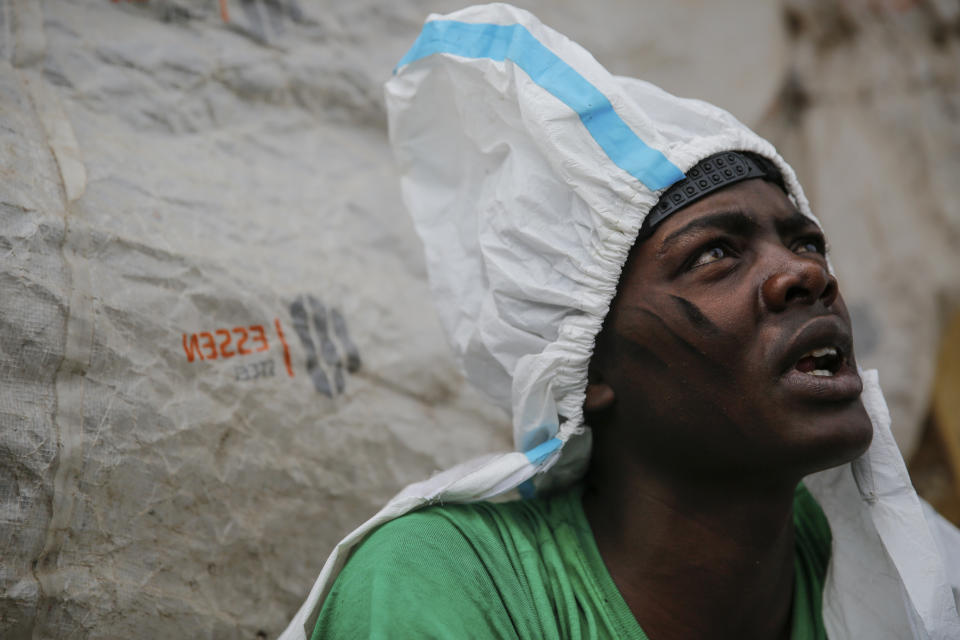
[0,1,514,637]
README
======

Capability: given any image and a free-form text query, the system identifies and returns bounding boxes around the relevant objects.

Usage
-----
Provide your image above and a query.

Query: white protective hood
[282,4,960,639]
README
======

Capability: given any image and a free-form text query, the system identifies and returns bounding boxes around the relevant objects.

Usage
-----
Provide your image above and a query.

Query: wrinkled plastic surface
[0,1,516,637]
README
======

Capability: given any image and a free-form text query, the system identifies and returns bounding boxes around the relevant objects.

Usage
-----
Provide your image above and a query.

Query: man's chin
[788,400,874,474]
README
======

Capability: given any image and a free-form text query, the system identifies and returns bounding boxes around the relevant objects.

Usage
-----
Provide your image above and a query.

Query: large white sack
[0,1,516,637]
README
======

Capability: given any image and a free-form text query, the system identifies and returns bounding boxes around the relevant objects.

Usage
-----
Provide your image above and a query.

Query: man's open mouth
[793,345,844,377]
[778,317,862,401]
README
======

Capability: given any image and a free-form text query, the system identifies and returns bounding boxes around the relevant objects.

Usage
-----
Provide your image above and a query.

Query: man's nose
[760,250,838,312]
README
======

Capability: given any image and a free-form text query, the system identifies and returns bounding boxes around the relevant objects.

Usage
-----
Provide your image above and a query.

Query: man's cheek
[633,306,731,378]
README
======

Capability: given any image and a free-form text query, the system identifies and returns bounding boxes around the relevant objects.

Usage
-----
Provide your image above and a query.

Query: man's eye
[691,245,727,268]
[795,237,826,255]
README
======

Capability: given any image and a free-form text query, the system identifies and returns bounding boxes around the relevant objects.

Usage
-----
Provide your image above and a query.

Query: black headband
[637,151,785,240]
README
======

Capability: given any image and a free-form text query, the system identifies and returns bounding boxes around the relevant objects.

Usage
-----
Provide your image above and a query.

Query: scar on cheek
[610,307,739,427]
[637,307,724,373]
[669,295,721,335]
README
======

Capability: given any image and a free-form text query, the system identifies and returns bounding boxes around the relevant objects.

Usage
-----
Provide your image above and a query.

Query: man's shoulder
[352,503,488,561]
[317,501,539,638]
[349,498,535,567]
[339,493,577,589]
[316,490,642,640]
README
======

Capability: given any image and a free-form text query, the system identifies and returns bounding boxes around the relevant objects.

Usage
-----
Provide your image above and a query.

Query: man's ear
[585,332,616,413]
[584,382,615,412]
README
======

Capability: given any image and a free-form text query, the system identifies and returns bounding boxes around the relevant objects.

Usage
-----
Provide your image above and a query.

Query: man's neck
[582,464,798,640]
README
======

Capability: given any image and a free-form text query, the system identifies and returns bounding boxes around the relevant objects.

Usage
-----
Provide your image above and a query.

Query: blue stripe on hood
[396,20,685,191]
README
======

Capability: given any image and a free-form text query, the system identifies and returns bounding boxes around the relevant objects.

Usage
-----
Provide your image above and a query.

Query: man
[581,167,869,639]
[281,5,960,639]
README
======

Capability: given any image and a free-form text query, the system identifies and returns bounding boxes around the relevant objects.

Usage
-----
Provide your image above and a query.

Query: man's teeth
[795,346,841,377]
[805,346,837,359]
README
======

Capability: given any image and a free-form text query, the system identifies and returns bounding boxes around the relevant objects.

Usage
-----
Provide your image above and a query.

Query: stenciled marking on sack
[274,317,294,378]
[288,295,360,397]
[234,358,275,382]
[182,325,270,362]
[181,318,295,380]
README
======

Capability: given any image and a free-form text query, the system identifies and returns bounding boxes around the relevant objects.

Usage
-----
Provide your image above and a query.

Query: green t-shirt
[314,484,831,639]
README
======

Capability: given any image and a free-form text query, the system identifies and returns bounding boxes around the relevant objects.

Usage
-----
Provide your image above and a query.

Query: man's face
[593,178,873,480]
